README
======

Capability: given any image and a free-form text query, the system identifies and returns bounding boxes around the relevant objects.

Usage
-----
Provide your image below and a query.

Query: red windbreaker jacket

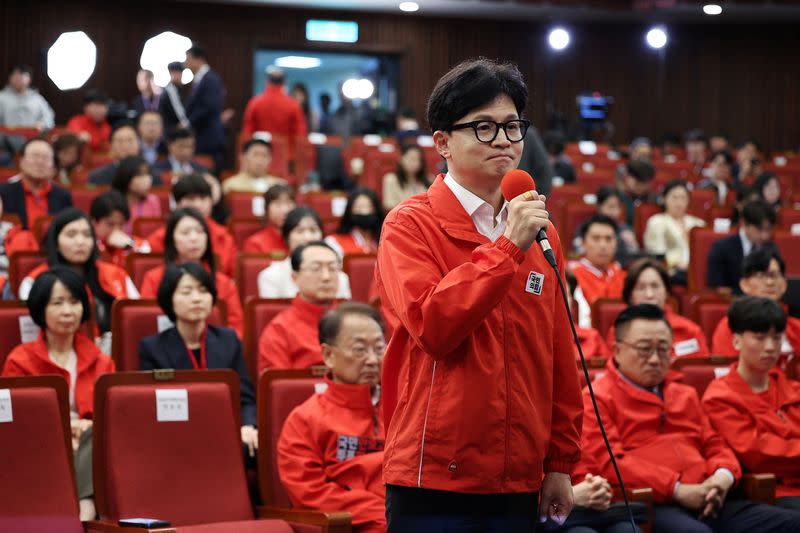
[376,175,582,494]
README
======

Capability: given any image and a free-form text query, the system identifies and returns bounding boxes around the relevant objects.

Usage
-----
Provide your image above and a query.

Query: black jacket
[138,324,255,425]
[707,232,778,293]
[0,179,72,229]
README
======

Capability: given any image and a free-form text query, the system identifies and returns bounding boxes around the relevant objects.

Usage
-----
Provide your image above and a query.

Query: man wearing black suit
[0,139,72,229]
[707,200,777,295]
[159,61,189,137]
[151,127,208,178]
[184,44,226,172]
[88,121,162,186]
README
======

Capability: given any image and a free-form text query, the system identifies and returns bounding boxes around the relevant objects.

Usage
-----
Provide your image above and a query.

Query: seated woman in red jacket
[18,208,139,349]
[325,187,383,258]
[138,261,257,459]
[605,258,709,359]
[243,183,295,254]
[703,296,800,510]
[140,207,243,338]
[278,302,386,533]
[3,266,116,520]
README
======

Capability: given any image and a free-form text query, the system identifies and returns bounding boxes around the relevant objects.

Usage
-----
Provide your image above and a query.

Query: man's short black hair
[711,150,734,168]
[622,258,670,304]
[27,266,92,328]
[90,190,130,221]
[614,304,671,342]
[112,156,150,196]
[110,120,138,140]
[685,128,707,144]
[136,110,162,127]
[290,241,338,272]
[742,248,785,278]
[580,214,618,239]
[662,179,688,199]
[167,61,184,72]
[741,200,776,228]
[164,208,216,272]
[625,160,655,183]
[596,185,623,206]
[318,302,385,346]
[242,138,272,154]
[156,261,218,322]
[728,296,786,335]
[398,107,416,120]
[426,58,527,133]
[9,65,32,76]
[186,44,208,61]
[167,127,195,144]
[83,88,108,105]
[172,172,212,203]
[282,207,323,244]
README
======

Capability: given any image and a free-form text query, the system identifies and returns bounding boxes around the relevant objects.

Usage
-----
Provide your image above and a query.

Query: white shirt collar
[193,64,210,84]
[443,172,508,241]
[739,227,753,257]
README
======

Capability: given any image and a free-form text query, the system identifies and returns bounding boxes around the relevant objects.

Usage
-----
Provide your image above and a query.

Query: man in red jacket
[581,303,800,532]
[278,302,386,533]
[241,66,307,140]
[703,297,800,509]
[377,58,581,532]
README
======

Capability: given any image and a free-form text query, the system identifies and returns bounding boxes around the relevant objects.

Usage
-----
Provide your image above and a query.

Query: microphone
[500,169,556,267]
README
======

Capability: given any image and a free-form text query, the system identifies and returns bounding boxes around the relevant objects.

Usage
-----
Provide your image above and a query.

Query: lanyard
[182,327,208,370]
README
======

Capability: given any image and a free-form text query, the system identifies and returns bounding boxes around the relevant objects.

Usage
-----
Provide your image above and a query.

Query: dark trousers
[652,500,800,533]
[386,484,539,533]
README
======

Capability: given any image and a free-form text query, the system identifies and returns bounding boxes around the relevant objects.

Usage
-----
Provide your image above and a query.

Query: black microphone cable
[538,237,638,533]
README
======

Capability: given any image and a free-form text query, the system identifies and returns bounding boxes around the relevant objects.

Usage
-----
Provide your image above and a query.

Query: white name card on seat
[314,382,329,395]
[416,135,434,147]
[791,224,800,236]
[713,367,731,379]
[331,197,348,218]
[713,218,731,233]
[156,389,188,422]
[156,315,174,333]
[0,389,12,423]
[252,196,266,217]
[583,194,597,205]
[308,132,328,145]
[363,134,381,146]
[18,315,40,343]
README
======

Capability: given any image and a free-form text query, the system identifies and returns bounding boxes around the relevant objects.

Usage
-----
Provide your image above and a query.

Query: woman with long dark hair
[325,187,384,258]
[382,145,431,210]
[111,155,161,232]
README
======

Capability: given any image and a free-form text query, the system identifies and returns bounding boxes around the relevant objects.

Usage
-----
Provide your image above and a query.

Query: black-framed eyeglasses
[617,340,672,361]
[449,119,530,143]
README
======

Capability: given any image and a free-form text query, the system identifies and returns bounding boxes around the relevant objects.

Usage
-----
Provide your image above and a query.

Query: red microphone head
[501,169,537,202]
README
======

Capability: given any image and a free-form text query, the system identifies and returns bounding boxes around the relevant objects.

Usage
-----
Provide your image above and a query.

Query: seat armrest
[83,519,177,533]
[256,506,351,533]
[611,487,654,533]
[740,473,777,505]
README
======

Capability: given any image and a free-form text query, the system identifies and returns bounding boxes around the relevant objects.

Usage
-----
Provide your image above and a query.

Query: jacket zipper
[417,360,437,488]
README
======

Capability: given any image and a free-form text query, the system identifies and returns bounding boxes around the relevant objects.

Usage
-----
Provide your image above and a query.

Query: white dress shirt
[443,173,508,242]
[257,257,352,299]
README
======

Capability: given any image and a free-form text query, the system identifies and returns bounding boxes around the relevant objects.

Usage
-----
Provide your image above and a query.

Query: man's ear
[433,130,451,160]
[732,333,743,353]
[321,343,335,370]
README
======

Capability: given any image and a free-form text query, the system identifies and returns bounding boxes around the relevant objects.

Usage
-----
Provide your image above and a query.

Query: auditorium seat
[633,203,662,245]
[8,251,46,296]
[691,294,731,343]
[0,375,83,533]
[687,227,735,291]
[110,299,226,371]
[773,230,800,277]
[131,216,164,240]
[558,202,596,251]
[227,191,264,218]
[69,185,108,212]
[125,253,165,290]
[150,186,171,212]
[548,184,586,227]
[361,152,399,199]
[298,190,346,221]
[575,171,615,195]
[93,370,325,532]
[236,253,282,303]
[0,167,18,182]
[0,302,38,369]
[32,215,52,242]
[684,291,730,324]
[0,213,21,226]
[343,253,377,304]
[243,298,292,382]
[257,368,351,530]
[671,356,738,397]
[688,188,717,214]
[591,298,626,339]
[777,208,800,230]
[229,217,268,248]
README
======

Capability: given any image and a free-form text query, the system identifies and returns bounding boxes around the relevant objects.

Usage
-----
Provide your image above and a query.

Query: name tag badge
[673,338,700,357]
[526,271,545,296]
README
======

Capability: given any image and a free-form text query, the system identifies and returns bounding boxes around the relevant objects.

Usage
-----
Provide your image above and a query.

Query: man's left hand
[539,472,574,525]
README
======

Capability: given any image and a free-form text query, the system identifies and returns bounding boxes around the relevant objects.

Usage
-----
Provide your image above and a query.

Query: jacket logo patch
[526,271,545,295]
[336,435,385,461]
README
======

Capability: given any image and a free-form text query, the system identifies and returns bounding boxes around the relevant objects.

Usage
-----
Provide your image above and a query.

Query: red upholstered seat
[169,520,295,532]
[687,227,735,291]
[8,251,46,296]
[0,302,35,370]
[633,203,662,245]
[558,203,596,252]
[235,253,277,304]
[227,192,263,218]
[547,184,585,227]
[229,217,267,248]
[297,190,346,221]
[0,375,83,533]
[125,253,165,290]
[591,298,626,339]
[69,185,108,213]
[671,357,738,397]
[774,230,800,277]
[243,299,292,382]
[132,216,165,240]
[150,187,172,213]
[778,209,800,230]
[695,300,730,344]
[110,299,226,371]
[343,254,376,304]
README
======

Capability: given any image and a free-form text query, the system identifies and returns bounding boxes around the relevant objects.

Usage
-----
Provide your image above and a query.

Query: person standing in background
[0,65,54,129]
[184,44,226,172]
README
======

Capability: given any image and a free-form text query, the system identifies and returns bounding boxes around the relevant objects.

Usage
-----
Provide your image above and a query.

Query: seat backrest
[243,299,292,383]
[671,357,737,397]
[778,209,800,230]
[149,187,171,213]
[32,215,53,242]
[94,370,252,525]
[559,203,596,251]
[695,301,731,343]
[227,192,263,218]
[689,188,718,213]
[257,368,327,508]
[774,231,800,277]
[125,253,165,290]
[235,253,275,304]
[0,375,83,533]
[0,302,38,370]
[8,252,47,296]
[298,190,347,220]
[548,184,586,224]
[634,203,663,245]
[343,254,377,304]
[688,227,735,291]
[131,217,164,240]
[228,217,266,248]
[111,299,226,371]
[591,298,626,339]
[69,186,108,213]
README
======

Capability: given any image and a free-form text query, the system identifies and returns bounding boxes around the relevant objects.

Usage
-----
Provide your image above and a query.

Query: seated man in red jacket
[258,241,340,371]
[581,303,800,532]
[703,296,800,510]
[711,248,800,359]
[277,302,385,533]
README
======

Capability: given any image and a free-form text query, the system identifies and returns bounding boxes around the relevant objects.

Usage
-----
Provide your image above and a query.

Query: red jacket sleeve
[711,321,736,356]
[140,270,159,298]
[292,102,308,137]
[693,392,742,481]
[377,213,524,359]
[545,232,583,474]
[258,321,289,372]
[277,409,386,531]
[581,387,682,502]
[703,388,800,477]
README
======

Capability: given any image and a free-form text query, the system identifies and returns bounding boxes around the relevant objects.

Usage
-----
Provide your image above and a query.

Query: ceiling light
[547,28,570,51]
[703,4,723,15]
[275,55,322,69]
[399,2,419,12]
[47,31,97,90]
[646,27,668,49]
[140,31,193,87]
